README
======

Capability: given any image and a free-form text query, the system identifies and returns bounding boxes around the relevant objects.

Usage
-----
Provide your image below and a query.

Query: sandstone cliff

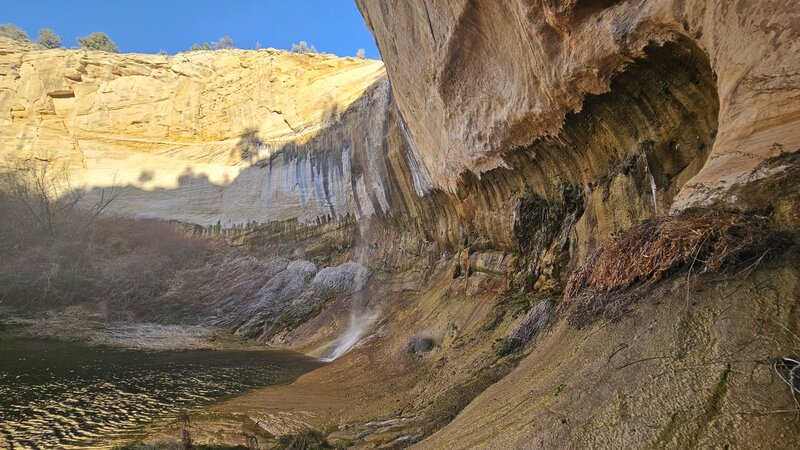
[2,2,799,449]
[356,0,800,208]
[184,2,796,448]
[0,37,386,226]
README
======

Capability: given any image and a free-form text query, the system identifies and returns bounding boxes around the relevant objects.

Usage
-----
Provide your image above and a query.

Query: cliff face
[0,17,743,252]
[2,3,799,448]
[356,0,800,207]
[0,37,387,226]
[201,2,797,448]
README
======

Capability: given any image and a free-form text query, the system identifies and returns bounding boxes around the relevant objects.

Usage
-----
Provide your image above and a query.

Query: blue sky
[1,0,380,58]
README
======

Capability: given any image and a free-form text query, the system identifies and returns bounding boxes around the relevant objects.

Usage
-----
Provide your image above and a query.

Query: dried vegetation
[564,207,785,302]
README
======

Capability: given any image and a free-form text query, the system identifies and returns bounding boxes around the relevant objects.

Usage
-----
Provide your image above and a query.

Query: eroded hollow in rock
[364,37,725,442]
[410,35,720,261]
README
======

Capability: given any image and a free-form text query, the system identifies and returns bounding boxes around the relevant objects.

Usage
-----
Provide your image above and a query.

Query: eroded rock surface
[356,0,800,206]
[0,37,386,226]
[2,3,799,449]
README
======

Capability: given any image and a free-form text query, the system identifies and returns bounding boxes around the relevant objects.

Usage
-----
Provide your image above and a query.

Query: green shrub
[37,28,62,48]
[77,32,119,52]
[0,23,28,41]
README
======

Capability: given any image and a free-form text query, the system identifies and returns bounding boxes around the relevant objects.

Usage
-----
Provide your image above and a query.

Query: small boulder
[406,336,435,354]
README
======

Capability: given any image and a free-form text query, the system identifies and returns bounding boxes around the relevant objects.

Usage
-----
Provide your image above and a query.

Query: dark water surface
[0,339,323,449]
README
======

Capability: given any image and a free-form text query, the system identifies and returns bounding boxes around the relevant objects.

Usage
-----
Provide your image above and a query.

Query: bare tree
[1,153,119,236]
[291,41,317,54]
[212,35,236,50]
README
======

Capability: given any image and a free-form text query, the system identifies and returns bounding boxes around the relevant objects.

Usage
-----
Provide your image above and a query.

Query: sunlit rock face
[0,33,728,257]
[3,0,798,249]
[0,37,386,226]
[91,77,405,227]
[356,0,800,205]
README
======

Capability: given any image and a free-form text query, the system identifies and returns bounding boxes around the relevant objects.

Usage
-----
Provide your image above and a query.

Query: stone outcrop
[0,37,386,226]
[356,0,800,207]
[2,2,800,448]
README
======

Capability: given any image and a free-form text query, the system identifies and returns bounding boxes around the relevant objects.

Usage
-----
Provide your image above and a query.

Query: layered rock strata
[356,0,800,208]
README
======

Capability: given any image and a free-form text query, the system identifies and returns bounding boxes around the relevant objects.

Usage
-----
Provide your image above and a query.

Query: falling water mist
[320,217,379,362]
[321,294,378,362]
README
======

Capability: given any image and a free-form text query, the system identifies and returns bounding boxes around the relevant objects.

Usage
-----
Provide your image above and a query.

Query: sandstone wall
[3,1,798,256]
[356,0,800,207]
[1,8,797,448]
[0,38,387,226]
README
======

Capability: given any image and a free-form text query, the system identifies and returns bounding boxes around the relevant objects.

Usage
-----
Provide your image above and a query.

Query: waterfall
[321,306,378,362]
[319,219,377,362]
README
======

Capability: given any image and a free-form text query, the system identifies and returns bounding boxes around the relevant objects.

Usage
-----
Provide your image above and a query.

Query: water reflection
[0,339,323,449]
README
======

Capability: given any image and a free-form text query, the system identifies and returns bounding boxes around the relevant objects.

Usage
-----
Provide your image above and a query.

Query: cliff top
[0,36,378,63]
[0,35,387,225]
[0,36,385,148]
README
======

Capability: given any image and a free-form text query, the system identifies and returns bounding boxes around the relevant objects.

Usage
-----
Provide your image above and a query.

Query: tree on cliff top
[0,23,29,42]
[212,36,235,50]
[190,42,211,51]
[77,32,119,53]
[356,48,366,59]
[189,36,236,52]
[291,41,317,54]
[37,28,62,49]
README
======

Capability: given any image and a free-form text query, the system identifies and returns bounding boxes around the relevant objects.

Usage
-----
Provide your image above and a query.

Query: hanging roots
[564,207,783,301]
[774,357,800,411]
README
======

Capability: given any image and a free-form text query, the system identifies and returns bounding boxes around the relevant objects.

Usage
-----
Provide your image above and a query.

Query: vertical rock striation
[356,0,800,207]
[0,37,387,227]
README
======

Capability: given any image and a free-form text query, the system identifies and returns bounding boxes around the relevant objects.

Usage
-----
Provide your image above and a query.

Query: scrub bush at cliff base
[564,207,788,303]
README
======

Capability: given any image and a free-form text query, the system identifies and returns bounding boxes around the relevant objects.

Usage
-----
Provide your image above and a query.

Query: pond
[0,338,324,449]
